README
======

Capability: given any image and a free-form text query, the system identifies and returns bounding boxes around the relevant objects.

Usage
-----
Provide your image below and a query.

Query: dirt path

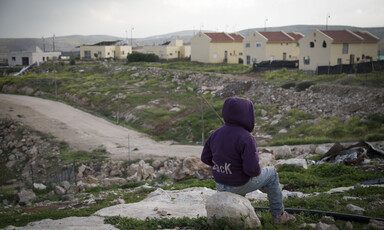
[0,94,202,160]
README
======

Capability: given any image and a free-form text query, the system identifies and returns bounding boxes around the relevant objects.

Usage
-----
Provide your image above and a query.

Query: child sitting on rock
[201,97,296,225]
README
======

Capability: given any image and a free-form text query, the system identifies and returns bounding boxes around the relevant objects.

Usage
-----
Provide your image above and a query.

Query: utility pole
[52,59,57,100]
[42,36,45,52]
[326,13,330,30]
[53,33,55,52]
[130,26,134,47]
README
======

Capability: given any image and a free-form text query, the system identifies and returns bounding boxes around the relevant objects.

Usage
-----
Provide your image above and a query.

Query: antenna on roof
[264,18,268,32]
[326,13,330,30]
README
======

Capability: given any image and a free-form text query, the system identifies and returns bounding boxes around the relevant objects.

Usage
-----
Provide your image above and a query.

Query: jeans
[215,167,284,217]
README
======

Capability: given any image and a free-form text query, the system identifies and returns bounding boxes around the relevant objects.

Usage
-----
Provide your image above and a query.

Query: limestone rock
[275,158,308,169]
[33,183,47,190]
[172,157,212,182]
[206,192,261,228]
[316,222,339,230]
[102,177,127,186]
[15,189,36,206]
[273,145,292,158]
[54,186,66,195]
[258,153,275,168]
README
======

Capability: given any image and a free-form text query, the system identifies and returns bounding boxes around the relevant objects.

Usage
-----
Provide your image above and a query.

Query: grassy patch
[277,164,384,193]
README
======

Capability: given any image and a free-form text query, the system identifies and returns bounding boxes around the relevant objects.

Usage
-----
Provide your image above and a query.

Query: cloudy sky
[1,0,383,38]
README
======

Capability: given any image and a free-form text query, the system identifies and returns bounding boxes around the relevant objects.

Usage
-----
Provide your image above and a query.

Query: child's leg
[216,167,284,216]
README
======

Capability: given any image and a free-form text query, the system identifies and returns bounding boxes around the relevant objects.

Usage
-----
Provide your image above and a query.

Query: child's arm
[241,135,261,177]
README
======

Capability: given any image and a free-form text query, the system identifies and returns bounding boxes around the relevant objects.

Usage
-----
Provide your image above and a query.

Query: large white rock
[258,153,275,168]
[4,216,117,230]
[273,145,292,158]
[95,187,216,219]
[206,192,261,228]
[275,158,308,169]
[172,157,212,182]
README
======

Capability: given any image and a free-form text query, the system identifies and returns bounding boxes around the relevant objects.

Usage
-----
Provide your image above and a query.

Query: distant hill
[0,25,383,55]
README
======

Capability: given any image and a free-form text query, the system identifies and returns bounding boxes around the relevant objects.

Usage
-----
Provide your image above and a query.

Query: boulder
[15,189,36,206]
[60,181,71,191]
[273,145,292,159]
[206,192,261,228]
[275,158,308,169]
[102,177,127,186]
[151,160,162,170]
[54,186,66,195]
[172,157,212,182]
[315,145,330,155]
[316,222,339,230]
[33,183,47,190]
[258,153,275,168]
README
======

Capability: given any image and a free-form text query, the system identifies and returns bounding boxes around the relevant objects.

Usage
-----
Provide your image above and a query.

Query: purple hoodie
[201,97,261,186]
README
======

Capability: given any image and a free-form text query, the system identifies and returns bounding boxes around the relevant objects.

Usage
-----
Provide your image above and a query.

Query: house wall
[191,33,211,63]
[299,30,332,71]
[209,42,243,64]
[243,31,300,66]
[8,50,61,66]
[80,45,131,59]
[181,45,191,58]
[299,30,379,71]
[243,32,267,65]
[266,42,300,61]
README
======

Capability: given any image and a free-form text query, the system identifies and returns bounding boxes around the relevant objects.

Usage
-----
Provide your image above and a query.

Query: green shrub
[295,81,315,92]
[127,52,159,62]
[281,81,296,89]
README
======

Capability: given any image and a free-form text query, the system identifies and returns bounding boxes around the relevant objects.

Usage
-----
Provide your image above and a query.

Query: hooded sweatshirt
[201,97,261,186]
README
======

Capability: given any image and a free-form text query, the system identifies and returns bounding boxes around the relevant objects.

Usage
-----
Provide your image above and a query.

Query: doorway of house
[22,57,29,66]
[224,51,228,63]
[283,52,287,60]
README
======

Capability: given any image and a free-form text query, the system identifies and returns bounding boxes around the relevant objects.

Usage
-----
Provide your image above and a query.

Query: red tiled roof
[228,33,244,41]
[205,32,243,42]
[353,31,379,43]
[321,30,363,43]
[287,32,304,42]
[259,31,295,42]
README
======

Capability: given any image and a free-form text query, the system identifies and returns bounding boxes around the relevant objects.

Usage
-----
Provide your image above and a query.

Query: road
[0,94,203,160]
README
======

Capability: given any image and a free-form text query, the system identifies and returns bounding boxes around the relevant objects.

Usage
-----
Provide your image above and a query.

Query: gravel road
[0,94,202,160]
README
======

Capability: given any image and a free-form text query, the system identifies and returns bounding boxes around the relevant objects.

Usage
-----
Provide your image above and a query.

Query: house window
[342,43,349,54]
[322,41,327,48]
[107,52,110,55]
[98,51,102,56]
[297,43,299,47]
[256,42,262,47]
[239,52,243,56]
[281,43,283,46]
[43,57,45,61]
[12,57,16,61]
[246,56,251,65]
[337,58,342,64]
[84,51,91,59]
[310,42,315,48]
[245,43,250,48]
[213,53,217,59]
[169,53,173,56]
[303,56,310,65]
[122,51,125,55]
[362,54,365,60]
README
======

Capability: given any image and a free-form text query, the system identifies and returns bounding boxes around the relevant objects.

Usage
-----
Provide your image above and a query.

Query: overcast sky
[1,0,383,38]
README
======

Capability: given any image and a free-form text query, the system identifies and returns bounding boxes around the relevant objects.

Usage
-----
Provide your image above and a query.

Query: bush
[127,52,159,62]
[295,81,315,92]
[281,81,296,89]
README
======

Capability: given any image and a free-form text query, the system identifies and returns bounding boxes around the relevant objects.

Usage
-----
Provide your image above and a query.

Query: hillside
[1,25,383,55]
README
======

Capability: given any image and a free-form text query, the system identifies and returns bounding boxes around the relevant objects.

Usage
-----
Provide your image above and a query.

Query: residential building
[7,46,61,66]
[243,31,303,65]
[190,32,244,64]
[299,29,379,71]
[143,40,191,59]
[80,40,132,60]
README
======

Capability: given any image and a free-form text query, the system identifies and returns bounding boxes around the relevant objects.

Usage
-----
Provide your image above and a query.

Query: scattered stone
[54,186,66,195]
[273,145,292,158]
[206,192,261,228]
[172,157,212,182]
[368,219,384,230]
[275,158,308,169]
[15,189,36,206]
[60,181,71,191]
[316,222,339,230]
[320,216,335,224]
[346,204,365,213]
[258,153,275,168]
[33,183,47,190]
[62,194,75,201]
[102,177,127,186]
[345,221,353,230]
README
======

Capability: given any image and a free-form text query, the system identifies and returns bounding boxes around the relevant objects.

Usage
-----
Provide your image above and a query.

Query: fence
[253,60,299,72]
[317,61,384,75]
